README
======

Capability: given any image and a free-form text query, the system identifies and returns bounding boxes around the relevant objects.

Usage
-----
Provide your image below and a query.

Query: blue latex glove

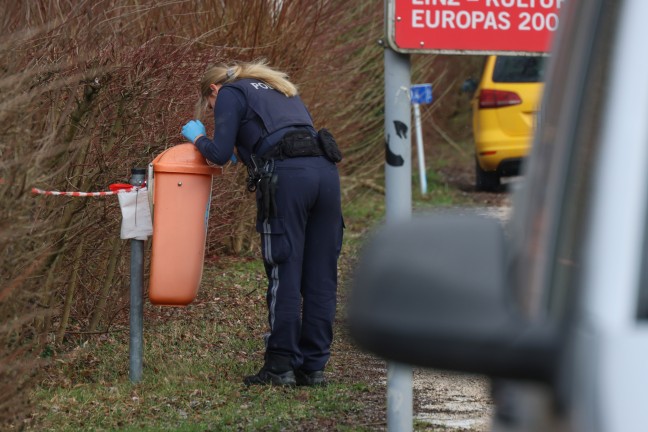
[230,154,238,164]
[181,120,206,143]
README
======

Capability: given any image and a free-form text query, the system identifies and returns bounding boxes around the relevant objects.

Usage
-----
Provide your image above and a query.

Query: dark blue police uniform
[194,78,343,382]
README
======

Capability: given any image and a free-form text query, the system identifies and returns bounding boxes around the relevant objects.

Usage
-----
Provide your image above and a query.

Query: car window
[492,56,546,83]
[640,195,648,318]
[546,24,615,321]
[508,0,616,320]
[639,243,648,318]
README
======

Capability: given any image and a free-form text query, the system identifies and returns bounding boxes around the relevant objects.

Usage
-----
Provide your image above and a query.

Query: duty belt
[261,130,324,160]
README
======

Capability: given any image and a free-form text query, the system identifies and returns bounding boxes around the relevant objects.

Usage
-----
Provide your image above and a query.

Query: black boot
[295,369,327,387]
[244,354,296,387]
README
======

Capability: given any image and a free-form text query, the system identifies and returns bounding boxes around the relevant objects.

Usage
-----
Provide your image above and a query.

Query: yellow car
[470,55,545,191]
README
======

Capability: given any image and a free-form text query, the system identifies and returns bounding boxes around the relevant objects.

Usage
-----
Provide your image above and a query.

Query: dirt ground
[337,157,515,431]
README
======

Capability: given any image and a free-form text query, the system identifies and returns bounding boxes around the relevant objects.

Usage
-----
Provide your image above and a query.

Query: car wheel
[475,158,501,192]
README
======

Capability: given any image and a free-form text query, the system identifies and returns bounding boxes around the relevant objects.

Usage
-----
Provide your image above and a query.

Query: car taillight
[478,89,522,108]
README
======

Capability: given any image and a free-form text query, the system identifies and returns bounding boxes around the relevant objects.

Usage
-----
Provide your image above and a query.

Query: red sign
[388,0,565,54]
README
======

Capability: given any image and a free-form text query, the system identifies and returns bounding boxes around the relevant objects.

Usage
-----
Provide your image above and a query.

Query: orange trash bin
[148,143,221,306]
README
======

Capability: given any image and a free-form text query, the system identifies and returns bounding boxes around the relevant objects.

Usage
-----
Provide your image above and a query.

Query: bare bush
[0,0,466,426]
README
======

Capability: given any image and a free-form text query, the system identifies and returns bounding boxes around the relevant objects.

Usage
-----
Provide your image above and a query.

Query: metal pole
[384,47,412,223]
[129,168,146,383]
[384,45,413,432]
[413,103,428,195]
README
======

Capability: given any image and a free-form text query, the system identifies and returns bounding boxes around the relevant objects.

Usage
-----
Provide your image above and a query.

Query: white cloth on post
[118,187,153,240]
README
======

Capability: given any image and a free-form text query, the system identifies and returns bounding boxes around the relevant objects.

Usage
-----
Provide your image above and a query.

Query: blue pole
[413,103,428,195]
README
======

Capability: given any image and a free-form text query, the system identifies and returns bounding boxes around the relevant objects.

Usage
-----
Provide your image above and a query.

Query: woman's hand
[181,120,206,143]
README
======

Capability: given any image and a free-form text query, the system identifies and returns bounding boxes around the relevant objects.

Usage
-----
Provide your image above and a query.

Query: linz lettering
[412,0,460,5]
[250,82,274,90]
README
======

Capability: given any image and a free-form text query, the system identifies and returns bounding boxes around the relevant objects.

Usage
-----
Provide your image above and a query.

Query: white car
[350,0,648,430]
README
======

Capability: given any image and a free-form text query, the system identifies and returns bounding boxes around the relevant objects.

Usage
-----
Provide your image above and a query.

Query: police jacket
[194,78,317,167]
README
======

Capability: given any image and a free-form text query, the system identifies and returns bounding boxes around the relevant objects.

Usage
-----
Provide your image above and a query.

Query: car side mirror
[461,78,478,95]
[348,214,558,383]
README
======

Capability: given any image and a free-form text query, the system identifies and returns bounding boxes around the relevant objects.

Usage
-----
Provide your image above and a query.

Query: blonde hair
[195,59,298,117]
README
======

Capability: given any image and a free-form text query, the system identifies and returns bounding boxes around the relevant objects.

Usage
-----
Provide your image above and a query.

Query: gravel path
[414,369,494,431]
[411,201,512,431]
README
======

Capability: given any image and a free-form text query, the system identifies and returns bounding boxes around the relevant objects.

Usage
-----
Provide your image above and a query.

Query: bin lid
[152,143,222,175]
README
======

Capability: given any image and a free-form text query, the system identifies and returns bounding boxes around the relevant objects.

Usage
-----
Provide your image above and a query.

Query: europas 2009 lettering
[410,0,565,32]
[413,10,511,30]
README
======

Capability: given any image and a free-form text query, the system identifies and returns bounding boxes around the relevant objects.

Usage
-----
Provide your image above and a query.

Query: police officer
[181,60,343,386]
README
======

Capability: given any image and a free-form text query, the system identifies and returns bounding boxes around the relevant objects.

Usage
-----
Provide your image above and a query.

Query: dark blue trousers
[256,156,343,372]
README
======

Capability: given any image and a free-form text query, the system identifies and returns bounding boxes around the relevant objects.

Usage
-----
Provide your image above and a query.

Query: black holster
[248,155,278,220]
[258,169,278,220]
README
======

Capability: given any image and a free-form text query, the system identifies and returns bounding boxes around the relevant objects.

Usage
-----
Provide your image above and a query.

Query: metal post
[129,168,146,383]
[384,45,413,432]
[384,47,412,223]
[413,103,428,195]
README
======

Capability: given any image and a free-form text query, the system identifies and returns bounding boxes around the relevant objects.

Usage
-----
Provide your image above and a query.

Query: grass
[27,163,491,431]
[30,253,381,431]
[412,169,460,207]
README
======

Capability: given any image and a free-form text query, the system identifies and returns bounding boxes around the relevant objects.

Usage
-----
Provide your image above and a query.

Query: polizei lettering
[250,82,274,90]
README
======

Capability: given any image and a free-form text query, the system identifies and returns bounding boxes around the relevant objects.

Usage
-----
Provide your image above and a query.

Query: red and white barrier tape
[31,186,144,197]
